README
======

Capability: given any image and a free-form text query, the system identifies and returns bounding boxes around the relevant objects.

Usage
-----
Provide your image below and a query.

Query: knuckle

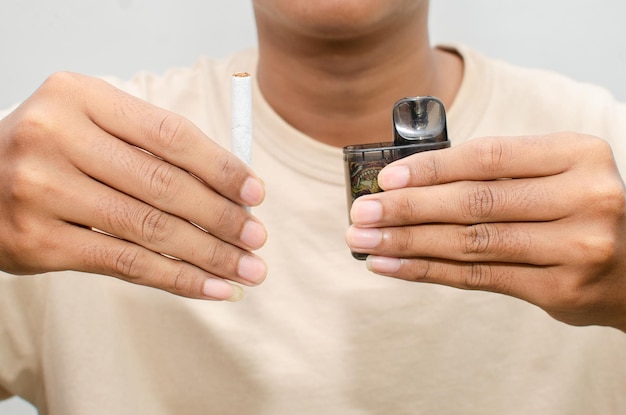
[157,113,184,150]
[5,165,65,219]
[462,183,500,220]
[169,264,194,293]
[8,113,45,146]
[205,244,221,268]
[44,71,81,86]
[5,106,56,154]
[205,243,230,270]
[462,223,494,255]
[594,137,614,159]
[414,155,442,185]
[211,204,238,236]
[410,259,433,281]
[465,263,489,289]
[111,246,142,279]
[140,208,174,244]
[463,263,512,294]
[546,277,593,315]
[405,197,420,221]
[6,162,41,204]
[386,193,421,223]
[213,152,240,184]
[608,184,626,215]
[9,223,41,262]
[465,263,493,289]
[143,160,180,203]
[573,234,617,266]
[39,71,82,96]
[475,137,508,173]
[144,110,189,153]
[3,73,87,162]
[395,227,416,252]
[581,134,613,159]
[206,241,235,274]
[591,180,625,216]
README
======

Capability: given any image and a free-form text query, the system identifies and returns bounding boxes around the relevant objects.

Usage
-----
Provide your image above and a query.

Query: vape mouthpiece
[393,96,448,146]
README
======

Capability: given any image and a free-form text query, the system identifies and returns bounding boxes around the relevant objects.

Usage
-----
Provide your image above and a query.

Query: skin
[347,135,626,331]
[252,0,462,147]
[1,1,625,331]
[0,73,268,301]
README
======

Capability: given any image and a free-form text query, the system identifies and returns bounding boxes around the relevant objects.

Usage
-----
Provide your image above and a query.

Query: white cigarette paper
[231,72,252,165]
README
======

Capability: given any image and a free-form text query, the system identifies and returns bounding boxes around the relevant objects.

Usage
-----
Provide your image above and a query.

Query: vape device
[343,96,450,260]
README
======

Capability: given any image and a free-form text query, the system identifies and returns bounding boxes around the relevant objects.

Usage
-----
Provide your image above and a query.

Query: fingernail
[379,165,409,189]
[240,177,265,206]
[347,227,382,249]
[366,256,402,274]
[240,220,267,250]
[202,278,242,301]
[226,284,244,302]
[351,200,382,225]
[238,255,267,285]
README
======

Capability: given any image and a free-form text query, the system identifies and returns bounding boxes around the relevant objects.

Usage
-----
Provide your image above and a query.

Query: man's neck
[254,7,463,148]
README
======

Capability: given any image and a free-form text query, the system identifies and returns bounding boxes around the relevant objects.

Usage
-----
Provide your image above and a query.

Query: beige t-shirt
[1,45,626,415]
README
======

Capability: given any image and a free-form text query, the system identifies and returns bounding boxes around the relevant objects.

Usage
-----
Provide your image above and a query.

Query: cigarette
[231,72,252,165]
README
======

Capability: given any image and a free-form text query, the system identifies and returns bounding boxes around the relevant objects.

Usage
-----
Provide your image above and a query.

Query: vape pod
[343,96,450,260]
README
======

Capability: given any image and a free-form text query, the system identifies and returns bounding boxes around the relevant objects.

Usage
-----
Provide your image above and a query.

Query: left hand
[345,133,626,331]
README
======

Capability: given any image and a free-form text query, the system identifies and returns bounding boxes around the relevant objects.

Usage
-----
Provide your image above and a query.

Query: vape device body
[343,96,450,260]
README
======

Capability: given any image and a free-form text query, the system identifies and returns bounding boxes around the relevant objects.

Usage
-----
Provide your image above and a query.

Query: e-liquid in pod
[343,96,450,260]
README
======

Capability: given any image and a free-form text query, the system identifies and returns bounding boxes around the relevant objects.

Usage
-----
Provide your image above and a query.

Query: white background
[1,1,625,413]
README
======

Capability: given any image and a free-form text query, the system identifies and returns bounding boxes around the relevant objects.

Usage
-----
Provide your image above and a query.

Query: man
[1,0,625,413]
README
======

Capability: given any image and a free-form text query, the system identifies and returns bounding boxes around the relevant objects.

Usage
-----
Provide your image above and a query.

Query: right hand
[0,72,267,301]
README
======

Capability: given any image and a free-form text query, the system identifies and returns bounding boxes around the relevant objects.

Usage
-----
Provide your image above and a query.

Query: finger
[351,175,567,227]
[56,73,264,206]
[56,225,244,301]
[378,133,608,189]
[346,222,566,266]
[3,207,242,300]
[54,171,267,287]
[364,256,556,307]
[1,209,242,302]
[66,119,267,252]
[364,256,620,327]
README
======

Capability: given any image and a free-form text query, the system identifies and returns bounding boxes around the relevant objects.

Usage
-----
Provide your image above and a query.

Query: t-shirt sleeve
[0,274,47,402]
[606,101,626,176]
